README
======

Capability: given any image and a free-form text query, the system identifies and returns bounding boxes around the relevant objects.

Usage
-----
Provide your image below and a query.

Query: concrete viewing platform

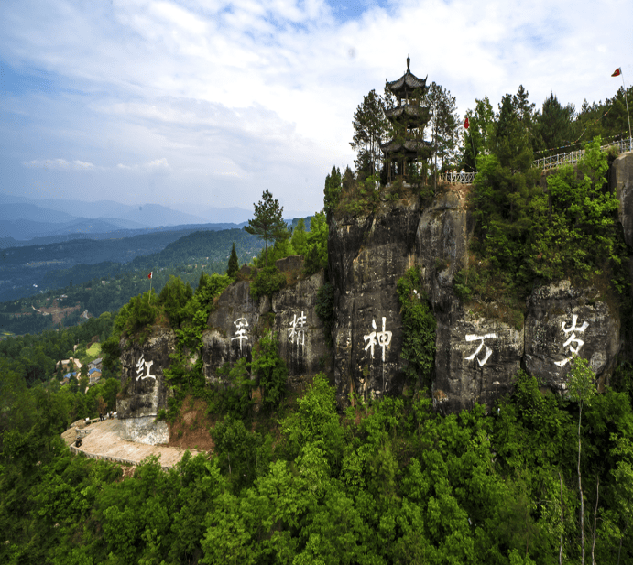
[61,418,203,470]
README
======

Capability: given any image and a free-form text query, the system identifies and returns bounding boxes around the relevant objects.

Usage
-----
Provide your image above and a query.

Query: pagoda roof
[387,71,428,93]
[385,104,431,127]
[380,139,432,159]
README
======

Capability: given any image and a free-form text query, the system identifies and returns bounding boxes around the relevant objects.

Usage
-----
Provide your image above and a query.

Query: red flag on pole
[611,68,621,77]
[464,116,469,129]
[147,272,152,279]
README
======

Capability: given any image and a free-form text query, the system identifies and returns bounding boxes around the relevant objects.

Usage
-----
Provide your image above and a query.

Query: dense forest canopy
[0,82,632,564]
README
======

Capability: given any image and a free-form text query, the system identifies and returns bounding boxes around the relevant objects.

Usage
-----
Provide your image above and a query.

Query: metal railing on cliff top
[439,137,632,184]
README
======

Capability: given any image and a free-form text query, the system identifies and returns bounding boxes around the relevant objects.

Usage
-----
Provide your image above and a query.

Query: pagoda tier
[384,105,431,129]
[386,57,428,105]
[380,139,432,160]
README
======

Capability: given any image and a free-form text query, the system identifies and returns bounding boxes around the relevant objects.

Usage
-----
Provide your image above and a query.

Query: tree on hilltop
[226,243,239,278]
[245,191,288,266]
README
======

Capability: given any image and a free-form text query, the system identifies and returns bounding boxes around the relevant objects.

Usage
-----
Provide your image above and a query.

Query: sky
[0,0,632,219]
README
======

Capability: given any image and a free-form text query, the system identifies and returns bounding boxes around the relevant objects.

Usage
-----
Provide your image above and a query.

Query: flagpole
[614,67,632,149]
[148,272,152,305]
[621,70,632,149]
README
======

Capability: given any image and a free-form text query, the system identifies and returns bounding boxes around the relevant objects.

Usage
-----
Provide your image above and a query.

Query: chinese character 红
[135,356,156,381]
[554,314,589,367]
[364,317,392,362]
[289,311,307,346]
[232,318,249,352]
[464,333,497,366]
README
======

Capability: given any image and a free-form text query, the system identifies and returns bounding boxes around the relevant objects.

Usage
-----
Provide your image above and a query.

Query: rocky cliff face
[117,329,175,419]
[329,197,420,406]
[118,156,631,419]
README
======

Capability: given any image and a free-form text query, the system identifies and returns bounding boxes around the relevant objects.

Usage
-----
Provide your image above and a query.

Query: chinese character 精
[289,311,307,346]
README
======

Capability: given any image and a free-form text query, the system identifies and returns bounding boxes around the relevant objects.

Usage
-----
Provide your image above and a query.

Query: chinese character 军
[364,317,392,362]
[554,314,589,367]
[289,311,307,346]
[136,356,156,381]
[232,318,249,352]
[464,333,497,366]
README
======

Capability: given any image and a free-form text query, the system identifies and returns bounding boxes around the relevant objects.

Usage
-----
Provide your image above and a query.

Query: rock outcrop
[524,281,620,390]
[611,152,633,248]
[117,155,629,418]
[329,197,420,406]
[117,329,175,419]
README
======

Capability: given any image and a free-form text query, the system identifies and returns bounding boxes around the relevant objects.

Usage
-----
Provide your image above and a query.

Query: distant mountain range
[0,192,313,244]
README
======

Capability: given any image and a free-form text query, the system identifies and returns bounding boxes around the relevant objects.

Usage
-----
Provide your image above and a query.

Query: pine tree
[323,166,342,218]
[226,243,239,278]
[536,92,575,153]
[351,89,388,178]
[245,190,287,266]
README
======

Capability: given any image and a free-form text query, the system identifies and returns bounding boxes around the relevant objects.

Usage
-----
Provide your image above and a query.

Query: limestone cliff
[117,154,631,420]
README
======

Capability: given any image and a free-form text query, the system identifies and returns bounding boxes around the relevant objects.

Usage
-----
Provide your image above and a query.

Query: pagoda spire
[407,55,410,71]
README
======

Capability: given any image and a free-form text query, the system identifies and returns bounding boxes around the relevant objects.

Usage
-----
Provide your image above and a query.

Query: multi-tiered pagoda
[381,58,432,183]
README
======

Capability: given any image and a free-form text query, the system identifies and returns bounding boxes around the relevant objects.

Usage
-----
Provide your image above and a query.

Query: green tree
[491,93,533,170]
[462,97,495,171]
[303,211,328,276]
[323,166,342,219]
[245,190,287,266]
[427,81,460,176]
[351,89,388,178]
[567,357,596,565]
[158,275,193,330]
[251,331,288,409]
[290,218,308,257]
[226,243,239,278]
[536,93,575,153]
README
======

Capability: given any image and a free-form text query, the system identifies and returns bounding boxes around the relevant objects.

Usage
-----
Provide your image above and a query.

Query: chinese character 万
[232,318,249,352]
[554,314,589,367]
[364,317,393,362]
[289,311,307,346]
[136,356,156,381]
[464,333,498,366]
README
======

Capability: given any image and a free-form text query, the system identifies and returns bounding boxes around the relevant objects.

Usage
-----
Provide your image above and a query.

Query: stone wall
[120,415,169,445]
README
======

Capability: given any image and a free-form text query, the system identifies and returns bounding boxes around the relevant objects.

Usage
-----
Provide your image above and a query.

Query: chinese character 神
[464,333,498,366]
[232,318,249,351]
[554,314,589,367]
[136,356,156,381]
[364,317,393,362]
[289,311,307,346]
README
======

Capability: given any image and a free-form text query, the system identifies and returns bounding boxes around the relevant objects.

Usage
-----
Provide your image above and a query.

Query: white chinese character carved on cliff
[289,311,307,346]
[135,356,156,381]
[554,314,589,367]
[364,317,392,362]
[232,318,249,352]
[464,333,498,366]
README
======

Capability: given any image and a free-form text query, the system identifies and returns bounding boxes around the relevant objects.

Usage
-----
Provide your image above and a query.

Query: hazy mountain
[0,203,76,224]
[199,207,254,224]
[119,203,208,227]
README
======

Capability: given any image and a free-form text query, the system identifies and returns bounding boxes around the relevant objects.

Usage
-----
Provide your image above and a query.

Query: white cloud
[24,158,95,171]
[2,0,632,213]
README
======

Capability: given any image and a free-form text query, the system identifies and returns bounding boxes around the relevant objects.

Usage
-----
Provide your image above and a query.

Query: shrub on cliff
[397,267,436,388]
[113,290,159,346]
[250,265,287,302]
[252,331,288,410]
[158,275,193,330]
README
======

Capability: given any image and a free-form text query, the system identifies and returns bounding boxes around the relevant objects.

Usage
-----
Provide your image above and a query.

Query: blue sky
[1,0,632,219]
